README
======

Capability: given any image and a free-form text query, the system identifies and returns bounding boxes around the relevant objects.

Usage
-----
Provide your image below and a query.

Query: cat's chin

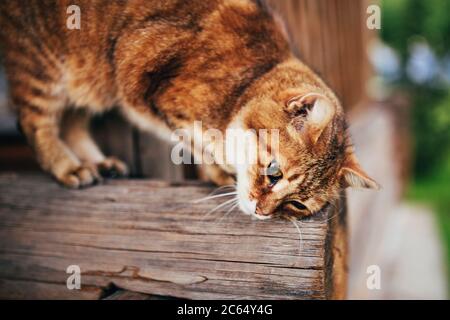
[251,213,273,220]
[237,198,274,220]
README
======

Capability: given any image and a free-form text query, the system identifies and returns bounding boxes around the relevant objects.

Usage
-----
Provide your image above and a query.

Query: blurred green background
[381,0,450,284]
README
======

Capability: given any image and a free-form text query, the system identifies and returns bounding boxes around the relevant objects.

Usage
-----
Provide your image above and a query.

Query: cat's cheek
[238,198,257,216]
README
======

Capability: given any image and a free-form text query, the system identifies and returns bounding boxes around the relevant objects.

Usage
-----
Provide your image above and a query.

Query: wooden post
[0,173,346,299]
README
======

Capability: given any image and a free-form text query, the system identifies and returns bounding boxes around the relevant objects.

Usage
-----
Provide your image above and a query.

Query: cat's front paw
[96,157,129,178]
[56,164,102,189]
[55,157,128,189]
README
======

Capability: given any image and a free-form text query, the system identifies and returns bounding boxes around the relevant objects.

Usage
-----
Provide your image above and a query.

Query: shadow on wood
[0,173,347,299]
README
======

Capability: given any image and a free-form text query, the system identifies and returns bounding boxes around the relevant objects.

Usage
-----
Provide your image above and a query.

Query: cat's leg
[18,101,101,188]
[199,163,236,186]
[61,110,129,179]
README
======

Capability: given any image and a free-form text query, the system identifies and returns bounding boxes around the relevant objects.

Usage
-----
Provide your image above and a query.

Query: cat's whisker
[319,199,341,223]
[329,198,339,208]
[192,184,236,203]
[213,198,238,222]
[217,200,239,223]
[201,197,238,220]
[284,215,303,254]
[192,191,238,203]
[209,184,236,195]
[322,213,338,223]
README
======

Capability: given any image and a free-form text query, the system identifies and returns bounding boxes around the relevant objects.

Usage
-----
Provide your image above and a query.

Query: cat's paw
[96,157,129,178]
[57,164,102,189]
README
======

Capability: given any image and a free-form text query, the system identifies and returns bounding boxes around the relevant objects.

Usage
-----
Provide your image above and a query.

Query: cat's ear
[339,153,379,189]
[286,94,335,144]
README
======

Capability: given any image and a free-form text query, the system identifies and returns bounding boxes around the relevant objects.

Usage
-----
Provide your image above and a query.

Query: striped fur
[0,0,376,216]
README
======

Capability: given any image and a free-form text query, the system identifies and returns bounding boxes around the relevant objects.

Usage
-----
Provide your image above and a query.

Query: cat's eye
[285,201,307,211]
[267,160,282,186]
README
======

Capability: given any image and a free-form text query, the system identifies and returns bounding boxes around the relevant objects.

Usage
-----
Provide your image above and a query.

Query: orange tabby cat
[0,0,378,219]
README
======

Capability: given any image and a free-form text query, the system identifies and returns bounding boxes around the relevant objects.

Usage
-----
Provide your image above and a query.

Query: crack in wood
[0,173,347,299]
[83,266,208,286]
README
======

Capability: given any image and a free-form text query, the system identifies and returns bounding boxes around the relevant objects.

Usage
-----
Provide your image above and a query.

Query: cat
[0,0,378,219]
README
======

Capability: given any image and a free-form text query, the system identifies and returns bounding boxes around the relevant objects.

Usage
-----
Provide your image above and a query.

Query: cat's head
[232,62,379,219]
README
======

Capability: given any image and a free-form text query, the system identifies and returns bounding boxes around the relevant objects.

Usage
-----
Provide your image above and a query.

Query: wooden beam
[0,173,347,299]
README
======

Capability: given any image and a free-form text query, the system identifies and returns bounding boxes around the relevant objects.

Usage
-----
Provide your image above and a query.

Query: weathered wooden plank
[0,173,346,299]
[0,278,104,300]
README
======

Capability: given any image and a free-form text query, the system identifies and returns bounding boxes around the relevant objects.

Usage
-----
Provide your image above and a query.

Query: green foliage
[410,87,450,176]
[422,0,450,56]
[381,0,450,176]
[381,0,450,59]
[408,159,450,286]
[381,0,450,287]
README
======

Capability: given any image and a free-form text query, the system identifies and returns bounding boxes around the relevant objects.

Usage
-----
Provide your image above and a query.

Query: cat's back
[0,0,222,65]
[0,0,133,110]
[0,0,225,110]
[0,1,69,58]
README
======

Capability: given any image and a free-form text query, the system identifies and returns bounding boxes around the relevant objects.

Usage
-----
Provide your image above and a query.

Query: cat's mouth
[252,201,316,220]
[254,207,275,220]
[238,196,288,220]
[253,213,273,220]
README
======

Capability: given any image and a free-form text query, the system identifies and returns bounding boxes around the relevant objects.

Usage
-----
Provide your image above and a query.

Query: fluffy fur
[0,0,378,218]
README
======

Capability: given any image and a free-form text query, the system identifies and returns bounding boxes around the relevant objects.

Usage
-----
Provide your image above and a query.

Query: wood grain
[0,173,346,299]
